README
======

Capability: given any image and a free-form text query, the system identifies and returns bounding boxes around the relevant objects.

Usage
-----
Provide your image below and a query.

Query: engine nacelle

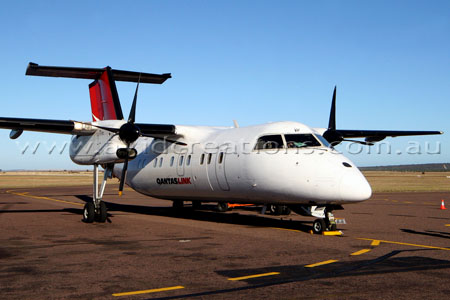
[69,132,137,165]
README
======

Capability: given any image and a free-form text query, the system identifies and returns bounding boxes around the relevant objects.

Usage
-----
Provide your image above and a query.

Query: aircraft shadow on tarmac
[73,195,313,233]
[150,250,450,300]
[401,228,450,240]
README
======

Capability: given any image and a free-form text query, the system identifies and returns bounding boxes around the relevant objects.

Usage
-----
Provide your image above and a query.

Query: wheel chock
[322,231,343,236]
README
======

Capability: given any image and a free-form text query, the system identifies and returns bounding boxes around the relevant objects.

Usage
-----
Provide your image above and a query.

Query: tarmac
[1,186,449,299]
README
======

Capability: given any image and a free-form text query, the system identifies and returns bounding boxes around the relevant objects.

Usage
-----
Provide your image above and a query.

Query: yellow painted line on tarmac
[403,201,413,204]
[358,238,450,251]
[6,190,83,207]
[112,286,184,297]
[304,260,338,268]
[371,240,381,246]
[228,272,280,281]
[350,249,371,256]
[445,224,450,227]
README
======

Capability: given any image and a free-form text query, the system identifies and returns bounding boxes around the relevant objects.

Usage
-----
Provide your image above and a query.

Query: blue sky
[0,0,448,170]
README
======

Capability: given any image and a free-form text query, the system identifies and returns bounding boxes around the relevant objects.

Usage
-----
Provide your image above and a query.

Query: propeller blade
[128,76,140,123]
[322,86,342,145]
[328,86,336,130]
[118,157,129,196]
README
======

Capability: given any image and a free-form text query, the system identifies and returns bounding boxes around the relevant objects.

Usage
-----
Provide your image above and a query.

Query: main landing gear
[82,164,112,223]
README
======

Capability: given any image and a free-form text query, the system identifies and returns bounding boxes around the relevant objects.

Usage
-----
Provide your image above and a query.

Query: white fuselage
[69,121,372,205]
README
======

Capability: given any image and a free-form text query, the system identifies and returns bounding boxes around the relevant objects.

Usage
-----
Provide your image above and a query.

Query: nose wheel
[312,211,337,234]
[312,218,326,234]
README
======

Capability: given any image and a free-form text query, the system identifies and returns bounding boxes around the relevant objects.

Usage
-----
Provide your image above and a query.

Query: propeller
[114,80,187,196]
[117,80,141,196]
[322,86,344,146]
[322,87,375,147]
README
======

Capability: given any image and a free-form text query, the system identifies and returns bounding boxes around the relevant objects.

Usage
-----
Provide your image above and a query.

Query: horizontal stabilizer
[26,63,171,84]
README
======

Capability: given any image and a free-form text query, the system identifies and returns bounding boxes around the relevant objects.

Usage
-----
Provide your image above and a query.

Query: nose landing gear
[312,210,337,234]
[289,204,341,234]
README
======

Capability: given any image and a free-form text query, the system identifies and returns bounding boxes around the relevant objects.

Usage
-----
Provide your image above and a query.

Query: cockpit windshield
[254,133,328,151]
[314,134,331,147]
[285,134,322,148]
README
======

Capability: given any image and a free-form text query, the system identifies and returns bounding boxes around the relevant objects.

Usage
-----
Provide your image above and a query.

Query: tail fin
[26,63,171,122]
[89,67,124,121]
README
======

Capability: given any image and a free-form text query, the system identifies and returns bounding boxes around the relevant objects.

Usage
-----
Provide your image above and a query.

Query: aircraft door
[215,146,230,191]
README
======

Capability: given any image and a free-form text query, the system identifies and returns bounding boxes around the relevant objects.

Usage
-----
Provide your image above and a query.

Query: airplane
[0,63,443,234]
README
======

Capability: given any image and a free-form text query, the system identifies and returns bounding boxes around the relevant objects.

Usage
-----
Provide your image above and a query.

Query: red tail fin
[89,67,123,121]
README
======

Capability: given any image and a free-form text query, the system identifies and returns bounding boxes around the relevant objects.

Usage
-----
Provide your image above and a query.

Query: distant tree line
[360,163,450,172]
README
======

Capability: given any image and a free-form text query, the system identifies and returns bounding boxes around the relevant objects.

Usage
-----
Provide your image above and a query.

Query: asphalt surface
[1,186,449,299]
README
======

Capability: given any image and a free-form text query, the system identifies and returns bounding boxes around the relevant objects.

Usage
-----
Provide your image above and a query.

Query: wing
[0,117,179,138]
[0,117,96,138]
[321,87,443,145]
[338,129,443,143]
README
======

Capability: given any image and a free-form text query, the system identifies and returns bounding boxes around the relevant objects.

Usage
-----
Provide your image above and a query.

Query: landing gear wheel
[95,201,107,223]
[82,202,95,223]
[312,218,326,234]
[216,202,229,212]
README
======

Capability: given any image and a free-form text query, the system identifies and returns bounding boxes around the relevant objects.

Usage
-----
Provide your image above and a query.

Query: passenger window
[187,155,191,166]
[200,154,205,165]
[218,152,224,164]
[285,134,321,148]
[179,155,184,166]
[159,157,163,167]
[170,156,174,167]
[207,153,212,164]
[153,158,158,167]
[254,135,284,150]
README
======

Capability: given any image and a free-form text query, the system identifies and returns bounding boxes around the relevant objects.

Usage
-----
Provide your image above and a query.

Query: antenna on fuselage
[233,120,239,128]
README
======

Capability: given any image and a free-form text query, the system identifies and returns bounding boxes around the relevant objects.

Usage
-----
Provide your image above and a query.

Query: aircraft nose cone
[339,171,372,202]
